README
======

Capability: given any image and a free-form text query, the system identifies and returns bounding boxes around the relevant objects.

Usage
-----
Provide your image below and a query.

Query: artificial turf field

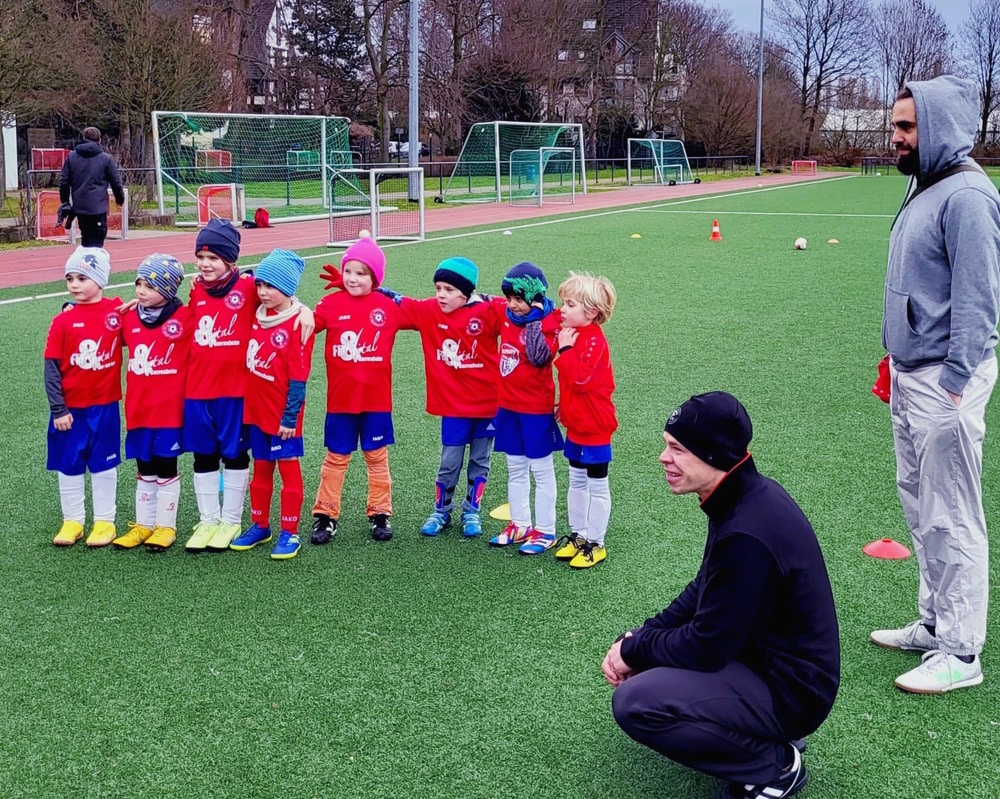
[2,174,999,797]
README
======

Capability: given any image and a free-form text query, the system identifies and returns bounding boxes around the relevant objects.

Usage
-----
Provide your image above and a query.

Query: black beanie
[665,392,752,471]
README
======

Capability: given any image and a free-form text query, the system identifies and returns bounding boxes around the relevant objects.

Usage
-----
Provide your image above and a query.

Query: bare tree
[358,0,408,159]
[962,0,1000,145]
[772,0,873,155]
[0,0,90,199]
[873,0,951,93]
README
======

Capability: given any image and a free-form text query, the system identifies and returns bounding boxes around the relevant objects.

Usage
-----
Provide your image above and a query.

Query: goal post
[627,139,699,186]
[152,111,353,225]
[791,160,818,175]
[328,167,425,246]
[509,147,577,206]
[442,122,586,204]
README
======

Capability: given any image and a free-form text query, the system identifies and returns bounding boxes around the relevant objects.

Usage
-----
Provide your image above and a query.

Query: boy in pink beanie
[310,234,405,543]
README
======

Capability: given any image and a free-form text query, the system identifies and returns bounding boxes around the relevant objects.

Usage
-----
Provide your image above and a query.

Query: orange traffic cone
[709,219,723,241]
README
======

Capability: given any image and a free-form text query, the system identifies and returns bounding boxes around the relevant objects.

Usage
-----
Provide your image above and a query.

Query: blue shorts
[494,408,564,458]
[441,416,496,447]
[324,412,395,454]
[183,398,248,459]
[125,427,184,461]
[564,438,612,465]
[248,425,304,461]
[47,402,121,475]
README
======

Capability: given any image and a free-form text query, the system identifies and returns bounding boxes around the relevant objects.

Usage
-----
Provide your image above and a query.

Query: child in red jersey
[553,271,618,569]
[45,247,123,547]
[182,220,313,553]
[488,262,564,555]
[311,235,406,544]
[115,254,191,552]
[394,257,504,537]
[229,249,313,560]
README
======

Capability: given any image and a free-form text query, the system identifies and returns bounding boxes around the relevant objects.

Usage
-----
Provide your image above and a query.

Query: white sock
[221,468,249,525]
[58,472,86,524]
[136,475,158,527]
[506,455,531,530]
[586,476,611,547]
[193,470,221,523]
[156,476,181,530]
[530,455,557,535]
[567,466,589,537]
[91,467,118,523]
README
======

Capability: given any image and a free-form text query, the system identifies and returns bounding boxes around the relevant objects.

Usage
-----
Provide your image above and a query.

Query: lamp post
[407,0,420,200]
[755,0,764,177]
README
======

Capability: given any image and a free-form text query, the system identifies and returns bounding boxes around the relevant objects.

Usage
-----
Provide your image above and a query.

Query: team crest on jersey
[369,308,387,328]
[466,317,483,336]
[105,313,122,332]
[225,290,245,310]
[271,329,289,349]
[499,342,520,377]
[162,318,184,340]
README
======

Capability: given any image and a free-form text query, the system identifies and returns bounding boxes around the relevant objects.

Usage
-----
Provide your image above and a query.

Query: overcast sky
[719,0,969,36]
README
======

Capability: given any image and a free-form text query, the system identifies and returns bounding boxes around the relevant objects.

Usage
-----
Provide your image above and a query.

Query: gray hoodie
[882,75,1000,395]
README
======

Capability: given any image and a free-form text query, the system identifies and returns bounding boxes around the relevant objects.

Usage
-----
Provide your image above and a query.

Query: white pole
[407,0,420,201]
[755,0,764,177]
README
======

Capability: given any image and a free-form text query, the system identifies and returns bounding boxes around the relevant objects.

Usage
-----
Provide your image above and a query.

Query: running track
[0,173,833,290]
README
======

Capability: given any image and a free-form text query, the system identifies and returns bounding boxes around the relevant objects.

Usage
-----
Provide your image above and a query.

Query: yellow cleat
[569,543,606,569]
[86,521,117,548]
[145,526,177,552]
[206,522,241,552]
[113,522,153,549]
[53,520,85,547]
[554,533,582,560]
[185,520,219,552]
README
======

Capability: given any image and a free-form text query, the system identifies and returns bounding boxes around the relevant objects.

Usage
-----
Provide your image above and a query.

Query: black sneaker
[369,513,393,541]
[310,514,337,545]
[722,745,808,799]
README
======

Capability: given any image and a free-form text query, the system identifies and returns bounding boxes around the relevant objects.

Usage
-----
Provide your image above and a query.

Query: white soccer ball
[794,237,808,250]
[358,229,371,238]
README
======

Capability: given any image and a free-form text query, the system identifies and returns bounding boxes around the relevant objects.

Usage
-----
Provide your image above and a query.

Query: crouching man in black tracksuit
[604,392,840,799]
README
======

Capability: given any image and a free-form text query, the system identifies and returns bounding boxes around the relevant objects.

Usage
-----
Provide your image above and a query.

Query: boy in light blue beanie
[230,248,314,560]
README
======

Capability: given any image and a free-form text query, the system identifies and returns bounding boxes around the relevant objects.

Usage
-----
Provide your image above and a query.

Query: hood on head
[905,75,979,178]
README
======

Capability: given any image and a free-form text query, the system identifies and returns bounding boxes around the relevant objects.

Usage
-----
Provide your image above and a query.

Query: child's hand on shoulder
[558,327,578,349]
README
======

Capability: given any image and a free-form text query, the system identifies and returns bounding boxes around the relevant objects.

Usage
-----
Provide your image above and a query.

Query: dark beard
[896,149,919,176]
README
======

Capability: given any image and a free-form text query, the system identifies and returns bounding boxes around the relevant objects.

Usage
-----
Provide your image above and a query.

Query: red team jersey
[555,323,618,446]
[44,297,123,407]
[399,296,503,418]
[121,305,193,430]
[185,274,259,400]
[498,310,561,415]
[243,312,314,436]
[314,290,407,413]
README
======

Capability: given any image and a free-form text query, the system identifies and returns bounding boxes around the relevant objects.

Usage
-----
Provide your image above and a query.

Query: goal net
[328,167,425,246]
[791,160,818,175]
[442,122,586,203]
[509,148,577,206]
[627,139,698,186]
[152,111,353,225]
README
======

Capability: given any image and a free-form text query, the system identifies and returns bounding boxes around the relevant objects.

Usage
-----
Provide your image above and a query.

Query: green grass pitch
[2,174,999,797]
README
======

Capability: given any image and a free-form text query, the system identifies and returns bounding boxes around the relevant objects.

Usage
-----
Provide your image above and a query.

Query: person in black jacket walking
[59,127,125,247]
[604,392,840,799]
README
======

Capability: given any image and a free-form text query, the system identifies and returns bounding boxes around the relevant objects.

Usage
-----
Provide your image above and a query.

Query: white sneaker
[870,619,936,651]
[894,650,983,694]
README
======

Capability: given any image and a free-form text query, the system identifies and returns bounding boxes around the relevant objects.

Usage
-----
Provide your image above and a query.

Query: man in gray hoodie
[872,75,1000,694]
[59,127,125,247]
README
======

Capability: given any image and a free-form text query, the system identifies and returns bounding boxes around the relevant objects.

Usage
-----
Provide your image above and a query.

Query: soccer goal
[791,160,818,175]
[627,139,699,186]
[328,167,425,247]
[36,188,129,242]
[509,148,578,207]
[441,122,586,204]
[152,111,354,225]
